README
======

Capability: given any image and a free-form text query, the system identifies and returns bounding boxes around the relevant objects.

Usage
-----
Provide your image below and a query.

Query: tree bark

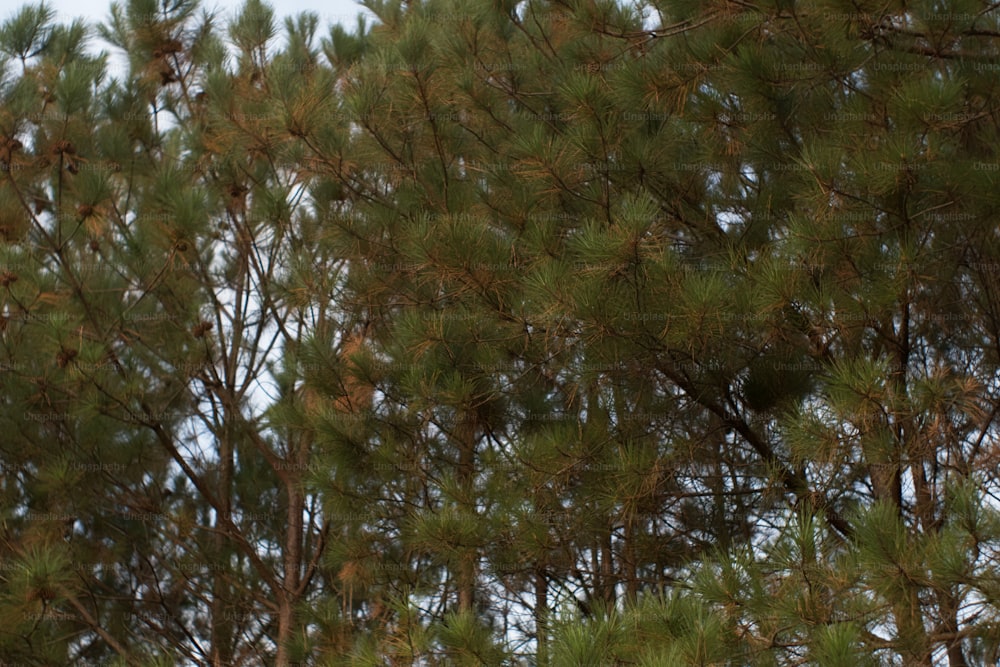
[534,568,549,666]
[275,479,304,666]
[456,410,478,613]
[210,424,234,667]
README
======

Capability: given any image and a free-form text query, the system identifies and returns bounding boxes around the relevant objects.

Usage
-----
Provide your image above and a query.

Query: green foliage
[3,0,1000,664]
[0,3,54,61]
[435,610,508,666]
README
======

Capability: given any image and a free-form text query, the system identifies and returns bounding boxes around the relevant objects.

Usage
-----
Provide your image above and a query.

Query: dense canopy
[2,0,1000,664]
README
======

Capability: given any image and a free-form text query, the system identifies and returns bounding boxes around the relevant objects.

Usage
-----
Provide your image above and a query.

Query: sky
[24,0,376,42]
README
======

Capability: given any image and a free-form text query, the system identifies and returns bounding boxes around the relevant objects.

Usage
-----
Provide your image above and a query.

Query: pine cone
[192,321,213,338]
[56,348,78,368]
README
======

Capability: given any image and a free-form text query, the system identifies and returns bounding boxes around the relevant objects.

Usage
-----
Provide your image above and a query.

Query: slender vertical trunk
[622,516,638,604]
[896,587,933,666]
[711,432,730,551]
[211,427,234,667]
[611,383,638,604]
[534,569,549,666]
[889,302,932,666]
[600,526,615,608]
[937,588,968,667]
[212,236,247,667]
[275,475,304,666]
[456,411,478,613]
[275,598,294,666]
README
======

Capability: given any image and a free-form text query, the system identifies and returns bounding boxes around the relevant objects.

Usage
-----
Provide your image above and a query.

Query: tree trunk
[600,526,615,609]
[534,569,549,666]
[275,478,304,665]
[456,411,478,613]
[211,426,234,667]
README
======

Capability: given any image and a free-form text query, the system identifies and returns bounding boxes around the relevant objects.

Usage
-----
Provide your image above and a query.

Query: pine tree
[316,0,1000,663]
[5,0,1000,664]
[0,0,369,662]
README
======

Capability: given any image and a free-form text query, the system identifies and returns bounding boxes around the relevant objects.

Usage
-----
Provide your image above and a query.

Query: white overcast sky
[20,0,376,43]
